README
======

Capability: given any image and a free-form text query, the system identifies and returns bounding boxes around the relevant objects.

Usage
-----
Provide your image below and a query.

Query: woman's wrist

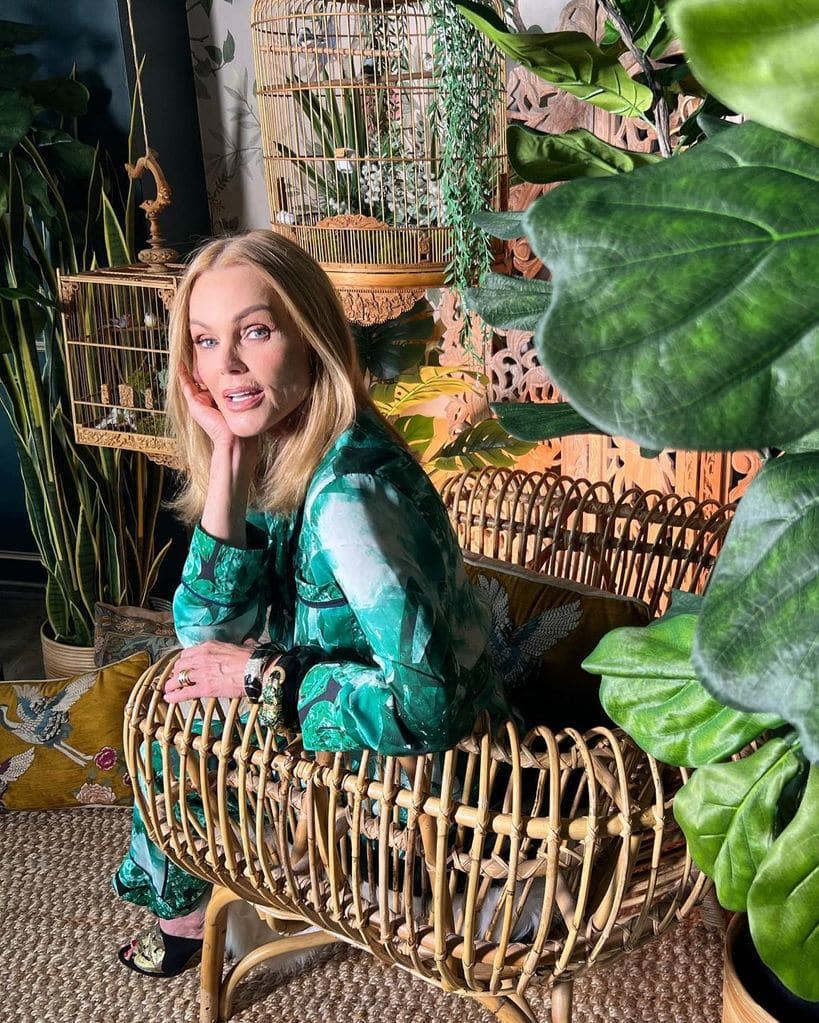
[201,441,255,545]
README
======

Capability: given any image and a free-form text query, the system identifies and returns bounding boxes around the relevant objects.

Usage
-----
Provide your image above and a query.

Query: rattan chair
[124,468,735,1023]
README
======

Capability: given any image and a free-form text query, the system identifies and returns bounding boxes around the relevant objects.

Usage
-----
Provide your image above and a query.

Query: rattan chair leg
[473,992,538,1022]
[218,930,342,1020]
[200,885,241,1023]
[549,979,573,1023]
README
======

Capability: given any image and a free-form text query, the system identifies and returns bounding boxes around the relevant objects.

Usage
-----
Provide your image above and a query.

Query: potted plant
[0,19,169,672]
[457,0,819,1017]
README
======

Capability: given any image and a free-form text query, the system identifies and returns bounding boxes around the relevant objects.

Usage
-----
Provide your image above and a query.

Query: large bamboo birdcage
[251,0,507,324]
[58,265,182,466]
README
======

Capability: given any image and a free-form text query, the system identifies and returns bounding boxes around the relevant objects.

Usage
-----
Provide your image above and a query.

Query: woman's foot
[117,923,203,978]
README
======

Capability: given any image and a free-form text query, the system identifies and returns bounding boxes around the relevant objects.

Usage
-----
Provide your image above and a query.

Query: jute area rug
[0,809,723,1023]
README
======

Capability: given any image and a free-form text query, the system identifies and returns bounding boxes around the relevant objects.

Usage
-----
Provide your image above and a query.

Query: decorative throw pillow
[94,602,178,667]
[463,553,651,731]
[0,651,151,810]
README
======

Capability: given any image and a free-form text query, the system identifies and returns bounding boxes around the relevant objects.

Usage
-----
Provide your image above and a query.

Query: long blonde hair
[167,230,371,521]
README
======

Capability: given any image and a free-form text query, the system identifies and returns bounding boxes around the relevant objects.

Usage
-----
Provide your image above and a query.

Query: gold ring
[177,668,192,687]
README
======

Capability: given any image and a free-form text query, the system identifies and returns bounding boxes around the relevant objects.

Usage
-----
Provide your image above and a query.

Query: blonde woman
[115,230,506,977]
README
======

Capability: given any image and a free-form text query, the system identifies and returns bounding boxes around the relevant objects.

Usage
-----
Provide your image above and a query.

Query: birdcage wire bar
[251,0,506,294]
[58,266,183,465]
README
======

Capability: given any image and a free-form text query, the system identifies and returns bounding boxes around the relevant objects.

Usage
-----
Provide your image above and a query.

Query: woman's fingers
[163,641,250,703]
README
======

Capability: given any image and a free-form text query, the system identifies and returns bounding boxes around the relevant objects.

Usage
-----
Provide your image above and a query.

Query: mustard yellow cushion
[0,651,150,810]
[464,553,651,731]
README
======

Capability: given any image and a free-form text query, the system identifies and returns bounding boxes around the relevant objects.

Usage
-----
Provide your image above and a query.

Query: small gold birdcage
[251,0,507,324]
[58,264,182,466]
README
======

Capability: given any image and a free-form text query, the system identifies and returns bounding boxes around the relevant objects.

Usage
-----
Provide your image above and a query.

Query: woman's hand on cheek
[163,640,255,703]
[179,364,236,449]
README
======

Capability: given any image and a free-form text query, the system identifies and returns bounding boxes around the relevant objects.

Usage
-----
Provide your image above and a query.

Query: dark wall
[1,1,210,586]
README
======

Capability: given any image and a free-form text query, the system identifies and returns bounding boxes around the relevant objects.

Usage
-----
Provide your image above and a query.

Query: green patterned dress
[115,409,506,917]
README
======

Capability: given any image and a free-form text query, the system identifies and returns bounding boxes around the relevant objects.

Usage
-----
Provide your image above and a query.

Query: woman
[115,230,505,977]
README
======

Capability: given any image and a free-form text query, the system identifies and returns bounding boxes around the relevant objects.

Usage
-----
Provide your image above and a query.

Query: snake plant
[0,19,169,647]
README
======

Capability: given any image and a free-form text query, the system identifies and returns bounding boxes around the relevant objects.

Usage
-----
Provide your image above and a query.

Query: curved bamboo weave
[124,471,735,1023]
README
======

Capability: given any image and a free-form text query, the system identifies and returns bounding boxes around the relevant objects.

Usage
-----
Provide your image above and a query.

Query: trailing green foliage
[0,21,169,646]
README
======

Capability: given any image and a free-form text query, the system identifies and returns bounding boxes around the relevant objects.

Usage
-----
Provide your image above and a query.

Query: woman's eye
[243,324,272,341]
[192,335,217,349]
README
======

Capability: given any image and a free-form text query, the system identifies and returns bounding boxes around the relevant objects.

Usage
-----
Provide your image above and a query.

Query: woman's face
[188,264,312,438]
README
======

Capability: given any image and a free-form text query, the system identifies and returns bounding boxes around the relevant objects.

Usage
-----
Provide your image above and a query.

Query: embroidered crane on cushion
[0,673,97,765]
[0,747,35,806]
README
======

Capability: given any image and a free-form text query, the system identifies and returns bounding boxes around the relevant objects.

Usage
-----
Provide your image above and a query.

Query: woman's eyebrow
[189,303,274,329]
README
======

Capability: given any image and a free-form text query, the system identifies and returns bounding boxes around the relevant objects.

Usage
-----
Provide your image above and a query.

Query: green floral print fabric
[173,409,506,755]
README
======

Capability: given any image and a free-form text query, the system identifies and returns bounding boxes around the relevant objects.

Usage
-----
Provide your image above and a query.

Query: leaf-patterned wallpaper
[187,0,268,233]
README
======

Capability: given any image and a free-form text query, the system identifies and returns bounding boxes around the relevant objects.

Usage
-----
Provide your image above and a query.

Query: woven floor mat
[0,809,723,1023]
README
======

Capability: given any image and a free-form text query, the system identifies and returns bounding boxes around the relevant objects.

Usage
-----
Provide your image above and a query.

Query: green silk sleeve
[172,522,270,647]
[296,473,493,754]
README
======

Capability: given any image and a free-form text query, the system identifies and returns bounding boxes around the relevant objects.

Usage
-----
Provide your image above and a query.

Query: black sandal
[117,923,203,978]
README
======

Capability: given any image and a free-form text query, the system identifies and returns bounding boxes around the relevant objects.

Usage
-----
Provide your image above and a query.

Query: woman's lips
[223,389,264,412]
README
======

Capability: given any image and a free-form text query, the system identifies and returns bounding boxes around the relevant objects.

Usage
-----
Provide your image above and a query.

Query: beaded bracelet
[258,659,286,730]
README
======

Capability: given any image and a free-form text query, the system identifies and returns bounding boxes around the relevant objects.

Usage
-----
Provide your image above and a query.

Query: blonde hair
[167,230,371,522]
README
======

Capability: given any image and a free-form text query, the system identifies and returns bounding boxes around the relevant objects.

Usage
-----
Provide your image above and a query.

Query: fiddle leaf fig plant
[458,0,819,1001]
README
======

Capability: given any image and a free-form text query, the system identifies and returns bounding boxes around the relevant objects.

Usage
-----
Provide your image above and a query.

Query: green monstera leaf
[456,0,653,117]
[747,765,819,1002]
[694,453,819,763]
[669,0,819,147]
[590,613,780,766]
[507,125,662,184]
[429,418,535,471]
[674,735,806,911]
[524,120,819,452]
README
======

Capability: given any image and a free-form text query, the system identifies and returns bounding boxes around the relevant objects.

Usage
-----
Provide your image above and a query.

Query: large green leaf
[673,735,805,911]
[27,78,90,118]
[602,0,674,57]
[390,415,434,458]
[669,0,819,147]
[0,89,34,153]
[456,0,653,117]
[694,453,819,763]
[463,273,552,332]
[429,418,535,472]
[748,765,819,1000]
[525,120,819,451]
[508,125,662,184]
[491,401,604,442]
[473,209,525,240]
[0,53,38,90]
[591,613,780,766]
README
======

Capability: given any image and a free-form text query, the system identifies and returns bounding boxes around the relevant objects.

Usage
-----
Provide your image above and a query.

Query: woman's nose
[218,342,247,373]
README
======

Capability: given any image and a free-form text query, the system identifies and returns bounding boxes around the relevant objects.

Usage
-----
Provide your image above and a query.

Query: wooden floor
[0,586,47,679]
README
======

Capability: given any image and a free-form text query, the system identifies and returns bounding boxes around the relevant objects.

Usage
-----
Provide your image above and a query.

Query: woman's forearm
[200,441,255,546]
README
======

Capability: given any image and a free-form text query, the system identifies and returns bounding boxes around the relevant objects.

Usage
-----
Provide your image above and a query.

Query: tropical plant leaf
[669,0,819,147]
[0,89,34,153]
[101,191,129,268]
[524,120,819,451]
[370,366,479,417]
[463,273,552,332]
[507,125,662,184]
[0,53,38,90]
[602,0,673,57]
[457,0,653,117]
[353,300,434,380]
[747,765,819,1001]
[27,77,90,117]
[590,613,781,766]
[694,453,819,763]
[673,734,806,910]
[491,401,605,442]
[391,415,435,458]
[429,418,536,471]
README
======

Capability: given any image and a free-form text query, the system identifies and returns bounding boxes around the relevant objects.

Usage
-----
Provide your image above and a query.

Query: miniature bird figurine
[0,673,97,765]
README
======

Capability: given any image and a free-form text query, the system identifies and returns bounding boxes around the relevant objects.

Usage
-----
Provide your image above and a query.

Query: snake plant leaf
[463,273,552,332]
[0,89,34,153]
[457,1,653,118]
[490,401,604,442]
[524,120,819,451]
[668,0,819,147]
[591,613,781,766]
[429,418,535,471]
[507,125,662,184]
[673,734,806,911]
[747,765,819,1001]
[473,210,525,241]
[102,191,129,268]
[694,453,819,763]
